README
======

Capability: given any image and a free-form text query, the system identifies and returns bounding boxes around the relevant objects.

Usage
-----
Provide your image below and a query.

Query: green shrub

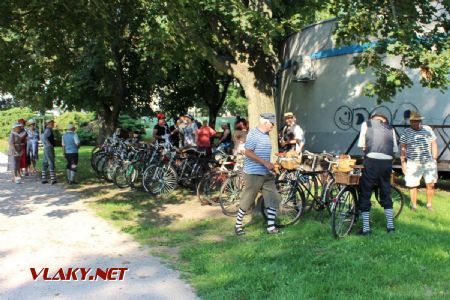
[118,114,146,134]
[54,111,96,131]
[0,107,35,138]
[54,111,99,146]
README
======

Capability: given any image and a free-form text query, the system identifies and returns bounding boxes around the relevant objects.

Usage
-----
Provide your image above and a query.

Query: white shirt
[358,121,398,159]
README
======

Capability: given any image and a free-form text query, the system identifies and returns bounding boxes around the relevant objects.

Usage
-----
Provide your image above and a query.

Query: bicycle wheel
[298,174,319,213]
[373,185,405,218]
[391,186,404,218]
[126,162,142,189]
[113,162,130,189]
[142,164,178,195]
[90,148,102,170]
[104,159,119,183]
[321,178,341,215]
[331,186,357,239]
[260,182,305,227]
[197,171,228,205]
[219,174,244,216]
[94,154,107,177]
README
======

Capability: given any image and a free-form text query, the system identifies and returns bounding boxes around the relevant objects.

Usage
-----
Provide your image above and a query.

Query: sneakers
[357,229,371,236]
[426,205,434,212]
[387,228,396,233]
[51,180,57,185]
[411,206,417,212]
[42,180,48,184]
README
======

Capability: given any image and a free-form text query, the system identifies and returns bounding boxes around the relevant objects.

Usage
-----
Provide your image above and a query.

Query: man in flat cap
[62,123,80,184]
[234,112,281,235]
[279,112,305,153]
[357,111,398,235]
[42,119,57,184]
[399,111,438,212]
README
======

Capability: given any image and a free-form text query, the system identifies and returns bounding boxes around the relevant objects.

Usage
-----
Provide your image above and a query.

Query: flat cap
[260,112,276,123]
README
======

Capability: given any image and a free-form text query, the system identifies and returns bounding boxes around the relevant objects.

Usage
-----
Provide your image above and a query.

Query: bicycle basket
[335,172,360,185]
[332,155,356,173]
[278,151,302,170]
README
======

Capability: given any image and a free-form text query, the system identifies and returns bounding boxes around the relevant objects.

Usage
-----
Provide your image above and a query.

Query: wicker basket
[335,172,361,185]
[278,151,302,170]
[279,157,302,170]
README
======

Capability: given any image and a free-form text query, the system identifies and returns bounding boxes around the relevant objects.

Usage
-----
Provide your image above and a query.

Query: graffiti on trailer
[333,103,450,158]
[333,103,421,131]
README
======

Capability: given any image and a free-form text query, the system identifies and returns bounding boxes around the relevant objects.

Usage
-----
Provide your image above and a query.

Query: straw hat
[409,111,424,121]
[284,112,294,118]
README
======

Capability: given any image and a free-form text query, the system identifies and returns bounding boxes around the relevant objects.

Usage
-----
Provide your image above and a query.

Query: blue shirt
[243,128,272,175]
[62,132,80,154]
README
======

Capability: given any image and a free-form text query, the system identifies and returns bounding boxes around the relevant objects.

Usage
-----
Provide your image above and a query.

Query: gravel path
[0,153,199,300]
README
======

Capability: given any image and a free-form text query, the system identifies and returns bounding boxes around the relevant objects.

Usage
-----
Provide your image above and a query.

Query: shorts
[405,160,438,187]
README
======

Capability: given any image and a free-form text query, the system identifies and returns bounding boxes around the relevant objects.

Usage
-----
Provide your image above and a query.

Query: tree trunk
[97,40,126,144]
[230,62,279,154]
[98,101,121,144]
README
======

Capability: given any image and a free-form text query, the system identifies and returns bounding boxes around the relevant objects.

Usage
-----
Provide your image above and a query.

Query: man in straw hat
[234,113,282,235]
[357,111,398,235]
[41,119,57,184]
[279,112,305,153]
[62,123,80,184]
[399,111,438,212]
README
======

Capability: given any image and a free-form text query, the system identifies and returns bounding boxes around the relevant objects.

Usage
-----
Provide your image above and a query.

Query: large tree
[157,61,232,127]
[333,0,450,102]
[0,0,166,137]
[158,0,449,149]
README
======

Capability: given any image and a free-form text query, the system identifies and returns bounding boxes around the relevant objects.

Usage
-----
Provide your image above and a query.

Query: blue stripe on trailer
[310,41,378,59]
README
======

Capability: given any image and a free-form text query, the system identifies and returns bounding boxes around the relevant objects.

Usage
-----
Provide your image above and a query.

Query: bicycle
[331,165,404,239]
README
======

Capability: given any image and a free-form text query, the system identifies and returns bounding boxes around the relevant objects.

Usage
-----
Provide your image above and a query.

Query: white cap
[67,123,75,130]
[12,122,21,129]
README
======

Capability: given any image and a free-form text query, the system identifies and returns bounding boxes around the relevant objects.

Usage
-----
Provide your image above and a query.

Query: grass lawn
[4,140,449,298]
[0,139,8,154]
[74,159,450,299]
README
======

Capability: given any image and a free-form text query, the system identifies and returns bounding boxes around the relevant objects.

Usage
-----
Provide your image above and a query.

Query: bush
[118,114,146,134]
[54,111,96,131]
[0,107,35,138]
[54,111,99,146]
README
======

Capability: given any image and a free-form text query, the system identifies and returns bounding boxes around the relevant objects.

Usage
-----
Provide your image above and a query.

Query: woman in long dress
[8,123,22,183]
[26,119,40,175]
[17,119,28,176]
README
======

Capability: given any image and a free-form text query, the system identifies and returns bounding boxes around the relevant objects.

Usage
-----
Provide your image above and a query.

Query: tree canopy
[0,0,448,142]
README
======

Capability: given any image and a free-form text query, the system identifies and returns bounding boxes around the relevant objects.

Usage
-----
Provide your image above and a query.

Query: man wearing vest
[62,123,81,184]
[42,119,57,184]
[357,112,398,235]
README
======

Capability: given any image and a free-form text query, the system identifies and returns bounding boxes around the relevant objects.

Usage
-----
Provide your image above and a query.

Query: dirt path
[0,153,199,300]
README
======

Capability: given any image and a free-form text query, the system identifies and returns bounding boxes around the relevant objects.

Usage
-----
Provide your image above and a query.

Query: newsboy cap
[260,113,276,123]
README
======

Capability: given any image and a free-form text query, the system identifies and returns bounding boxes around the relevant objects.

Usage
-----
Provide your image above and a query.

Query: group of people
[8,118,81,185]
[7,119,39,183]
[152,112,249,156]
[234,110,439,236]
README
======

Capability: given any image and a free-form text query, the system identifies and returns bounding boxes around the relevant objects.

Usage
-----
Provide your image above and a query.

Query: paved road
[0,153,199,300]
